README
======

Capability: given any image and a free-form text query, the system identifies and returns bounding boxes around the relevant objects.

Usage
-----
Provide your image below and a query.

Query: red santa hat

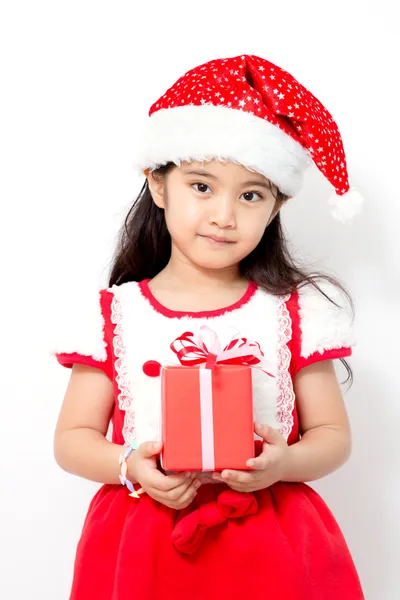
[132,54,364,222]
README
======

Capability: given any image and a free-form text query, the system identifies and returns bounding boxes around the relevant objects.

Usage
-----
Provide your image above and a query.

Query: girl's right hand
[129,441,201,510]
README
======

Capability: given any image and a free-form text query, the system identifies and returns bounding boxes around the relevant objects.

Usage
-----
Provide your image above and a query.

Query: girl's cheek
[185,200,202,221]
[242,214,269,239]
[169,195,200,224]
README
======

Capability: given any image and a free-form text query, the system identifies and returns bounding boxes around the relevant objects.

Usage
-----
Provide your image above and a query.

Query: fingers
[146,469,190,492]
[216,470,260,493]
[137,441,162,459]
[176,478,202,508]
[163,477,196,501]
[212,469,269,493]
[219,469,256,485]
[152,477,201,509]
[134,445,201,509]
[246,454,270,470]
[254,423,282,444]
[211,468,260,483]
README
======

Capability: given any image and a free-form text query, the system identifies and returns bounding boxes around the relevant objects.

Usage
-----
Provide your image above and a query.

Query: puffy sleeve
[51,287,114,380]
[286,280,355,377]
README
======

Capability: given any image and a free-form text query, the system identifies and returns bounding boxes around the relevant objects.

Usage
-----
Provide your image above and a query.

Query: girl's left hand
[212,423,291,492]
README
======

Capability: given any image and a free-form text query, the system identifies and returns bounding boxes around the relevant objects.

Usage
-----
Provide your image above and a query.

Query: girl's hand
[129,441,201,509]
[211,423,291,492]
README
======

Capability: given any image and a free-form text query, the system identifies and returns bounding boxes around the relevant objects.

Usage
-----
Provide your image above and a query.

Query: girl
[53,54,365,599]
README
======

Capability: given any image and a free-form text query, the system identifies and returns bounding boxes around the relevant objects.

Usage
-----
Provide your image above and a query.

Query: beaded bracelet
[119,441,145,499]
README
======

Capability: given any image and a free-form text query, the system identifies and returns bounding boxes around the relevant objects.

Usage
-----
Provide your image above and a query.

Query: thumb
[254,423,282,445]
[138,441,162,459]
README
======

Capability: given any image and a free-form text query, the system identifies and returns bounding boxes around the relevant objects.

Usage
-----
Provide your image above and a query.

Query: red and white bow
[170,326,274,377]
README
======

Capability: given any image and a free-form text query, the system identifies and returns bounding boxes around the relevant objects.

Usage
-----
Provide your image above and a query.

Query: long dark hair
[108,162,353,386]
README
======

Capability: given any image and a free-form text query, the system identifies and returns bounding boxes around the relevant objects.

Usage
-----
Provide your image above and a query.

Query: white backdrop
[1,1,399,598]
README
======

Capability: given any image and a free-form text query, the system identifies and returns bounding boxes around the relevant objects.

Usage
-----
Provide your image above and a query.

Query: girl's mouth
[199,234,235,245]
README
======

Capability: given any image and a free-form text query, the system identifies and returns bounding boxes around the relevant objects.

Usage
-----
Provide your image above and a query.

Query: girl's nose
[209,196,237,229]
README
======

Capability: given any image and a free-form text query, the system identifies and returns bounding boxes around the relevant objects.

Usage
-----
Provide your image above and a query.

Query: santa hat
[132,54,364,222]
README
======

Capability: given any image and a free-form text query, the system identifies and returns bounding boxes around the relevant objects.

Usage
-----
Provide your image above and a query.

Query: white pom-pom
[328,189,365,223]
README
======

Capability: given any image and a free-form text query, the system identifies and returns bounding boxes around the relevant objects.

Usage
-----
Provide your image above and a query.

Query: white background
[1,1,399,598]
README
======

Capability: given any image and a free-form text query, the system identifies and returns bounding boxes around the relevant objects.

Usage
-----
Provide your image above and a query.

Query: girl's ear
[144,168,166,209]
[269,196,291,223]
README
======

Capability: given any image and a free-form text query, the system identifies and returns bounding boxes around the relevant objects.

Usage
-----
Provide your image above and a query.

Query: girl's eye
[192,183,211,194]
[242,191,263,202]
[191,184,263,201]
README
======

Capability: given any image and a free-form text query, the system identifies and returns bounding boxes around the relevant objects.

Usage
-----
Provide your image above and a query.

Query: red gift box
[161,364,254,471]
[160,327,274,472]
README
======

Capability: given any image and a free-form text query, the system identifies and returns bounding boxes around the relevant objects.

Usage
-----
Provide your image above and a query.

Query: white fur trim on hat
[298,280,355,359]
[50,289,108,362]
[132,104,312,197]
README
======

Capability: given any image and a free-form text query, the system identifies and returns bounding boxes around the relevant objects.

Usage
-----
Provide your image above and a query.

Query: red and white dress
[54,279,364,600]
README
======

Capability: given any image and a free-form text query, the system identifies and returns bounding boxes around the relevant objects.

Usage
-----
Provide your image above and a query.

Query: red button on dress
[142,360,161,377]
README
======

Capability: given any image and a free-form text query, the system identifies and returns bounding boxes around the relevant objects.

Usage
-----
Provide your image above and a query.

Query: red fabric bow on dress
[172,488,258,555]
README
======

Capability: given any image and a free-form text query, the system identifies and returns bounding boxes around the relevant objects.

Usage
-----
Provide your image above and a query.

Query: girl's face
[147,159,284,272]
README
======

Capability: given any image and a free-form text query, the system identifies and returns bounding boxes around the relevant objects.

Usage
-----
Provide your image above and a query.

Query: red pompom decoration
[142,360,161,377]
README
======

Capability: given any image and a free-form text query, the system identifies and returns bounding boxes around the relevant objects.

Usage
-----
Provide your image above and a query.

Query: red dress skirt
[69,477,364,600]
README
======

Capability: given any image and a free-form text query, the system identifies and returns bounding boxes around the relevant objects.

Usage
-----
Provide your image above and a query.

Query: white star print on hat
[132,54,364,222]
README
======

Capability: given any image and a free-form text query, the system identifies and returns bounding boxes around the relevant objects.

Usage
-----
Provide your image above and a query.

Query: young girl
[53,54,365,599]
